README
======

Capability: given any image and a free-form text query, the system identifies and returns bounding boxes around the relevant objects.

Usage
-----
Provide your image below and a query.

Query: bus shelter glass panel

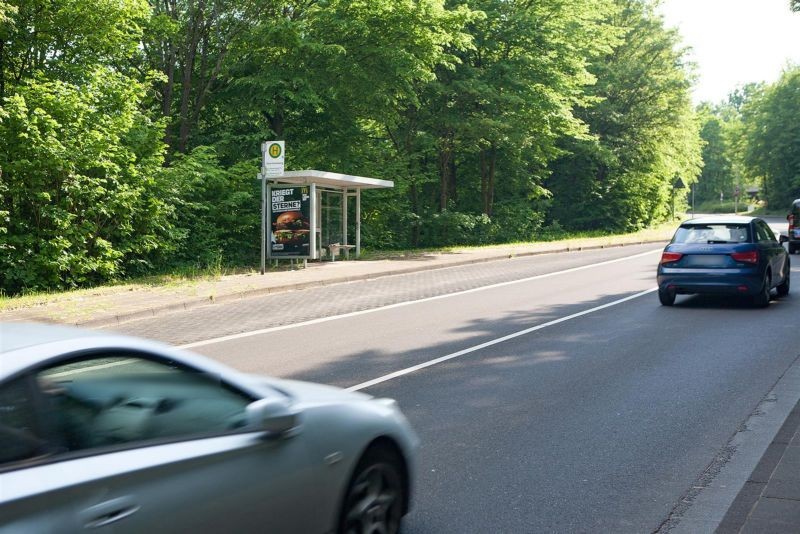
[319,190,343,252]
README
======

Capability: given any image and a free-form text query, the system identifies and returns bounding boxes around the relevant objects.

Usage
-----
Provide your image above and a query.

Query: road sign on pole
[260,141,285,274]
[259,172,266,274]
[262,141,285,177]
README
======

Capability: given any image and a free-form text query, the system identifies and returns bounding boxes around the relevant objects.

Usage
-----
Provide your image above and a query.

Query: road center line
[179,248,662,350]
[346,287,658,392]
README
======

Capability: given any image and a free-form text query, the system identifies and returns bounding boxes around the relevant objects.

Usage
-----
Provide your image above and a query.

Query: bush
[160,147,261,270]
[416,210,493,247]
[0,71,170,294]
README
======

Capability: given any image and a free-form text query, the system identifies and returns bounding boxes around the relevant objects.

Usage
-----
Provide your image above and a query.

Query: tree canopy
[741,68,800,206]
[546,0,701,231]
[2,0,711,294]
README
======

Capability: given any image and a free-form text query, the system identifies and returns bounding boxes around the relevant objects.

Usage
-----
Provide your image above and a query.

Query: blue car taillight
[730,250,758,264]
[660,251,683,264]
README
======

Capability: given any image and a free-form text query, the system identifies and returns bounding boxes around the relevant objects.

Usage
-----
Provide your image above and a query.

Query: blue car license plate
[685,254,728,267]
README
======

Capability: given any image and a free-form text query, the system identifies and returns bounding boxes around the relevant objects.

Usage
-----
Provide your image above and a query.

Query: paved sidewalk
[717,398,800,534]
[1,232,670,328]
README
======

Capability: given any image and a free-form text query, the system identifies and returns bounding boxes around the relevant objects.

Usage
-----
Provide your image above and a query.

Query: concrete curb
[716,397,800,533]
[76,238,667,329]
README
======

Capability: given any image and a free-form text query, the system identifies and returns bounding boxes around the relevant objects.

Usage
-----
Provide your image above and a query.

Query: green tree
[371,0,616,246]
[427,0,615,217]
[546,0,702,231]
[142,0,265,153]
[0,70,170,292]
[695,104,733,203]
[159,147,260,268]
[189,0,475,249]
[0,0,175,294]
[742,67,800,206]
[0,0,148,98]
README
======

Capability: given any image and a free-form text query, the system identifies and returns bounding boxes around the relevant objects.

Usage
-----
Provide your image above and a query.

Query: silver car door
[1,431,323,534]
[1,353,327,534]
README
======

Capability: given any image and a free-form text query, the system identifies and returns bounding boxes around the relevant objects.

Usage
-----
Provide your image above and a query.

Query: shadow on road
[276,284,799,533]
[674,293,793,310]
[283,288,652,389]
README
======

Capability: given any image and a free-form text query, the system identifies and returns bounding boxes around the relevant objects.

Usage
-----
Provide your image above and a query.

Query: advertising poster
[269,186,311,258]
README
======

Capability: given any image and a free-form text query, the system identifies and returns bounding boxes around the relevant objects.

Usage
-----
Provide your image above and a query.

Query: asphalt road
[110,235,800,533]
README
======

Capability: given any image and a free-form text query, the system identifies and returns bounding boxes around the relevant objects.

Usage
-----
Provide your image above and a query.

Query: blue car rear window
[672,224,751,244]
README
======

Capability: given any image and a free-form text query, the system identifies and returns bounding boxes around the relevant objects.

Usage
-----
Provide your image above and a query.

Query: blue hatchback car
[657,216,790,307]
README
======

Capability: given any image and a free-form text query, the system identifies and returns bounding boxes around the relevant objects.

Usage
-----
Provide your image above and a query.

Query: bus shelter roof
[271,170,394,190]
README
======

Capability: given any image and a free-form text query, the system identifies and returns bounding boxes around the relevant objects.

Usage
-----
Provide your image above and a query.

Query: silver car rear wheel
[340,448,404,534]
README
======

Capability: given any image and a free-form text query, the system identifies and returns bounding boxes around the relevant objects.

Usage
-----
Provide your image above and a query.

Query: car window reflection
[35,355,252,454]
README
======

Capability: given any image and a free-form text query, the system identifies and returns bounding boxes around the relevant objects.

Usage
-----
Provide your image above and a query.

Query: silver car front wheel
[340,447,404,534]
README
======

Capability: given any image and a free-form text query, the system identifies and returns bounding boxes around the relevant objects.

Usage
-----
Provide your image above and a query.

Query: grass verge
[358,221,678,261]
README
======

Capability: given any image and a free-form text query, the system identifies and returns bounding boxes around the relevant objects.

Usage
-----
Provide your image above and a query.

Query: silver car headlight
[373,397,399,410]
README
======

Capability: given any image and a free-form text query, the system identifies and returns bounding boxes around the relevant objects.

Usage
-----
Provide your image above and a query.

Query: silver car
[0,323,418,533]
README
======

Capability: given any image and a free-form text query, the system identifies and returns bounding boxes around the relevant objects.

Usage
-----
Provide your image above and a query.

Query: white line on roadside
[179,248,662,350]
[346,287,658,392]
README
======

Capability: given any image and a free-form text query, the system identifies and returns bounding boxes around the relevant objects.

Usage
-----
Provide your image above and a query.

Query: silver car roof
[0,322,107,354]
[0,323,271,399]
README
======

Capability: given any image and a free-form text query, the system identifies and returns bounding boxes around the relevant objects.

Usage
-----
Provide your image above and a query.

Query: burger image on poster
[274,211,310,245]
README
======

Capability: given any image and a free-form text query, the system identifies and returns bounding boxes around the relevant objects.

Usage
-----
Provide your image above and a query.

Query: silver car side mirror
[246,397,300,436]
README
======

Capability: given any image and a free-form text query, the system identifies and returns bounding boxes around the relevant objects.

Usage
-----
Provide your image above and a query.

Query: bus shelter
[262,170,393,270]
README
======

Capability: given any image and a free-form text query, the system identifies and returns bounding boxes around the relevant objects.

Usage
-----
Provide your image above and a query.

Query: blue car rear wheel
[753,273,772,308]
[777,264,790,297]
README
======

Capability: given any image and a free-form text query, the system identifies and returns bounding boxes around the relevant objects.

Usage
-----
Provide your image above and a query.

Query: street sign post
[259,172,265,274]
[261,141,285,274]
[262,141,285,177]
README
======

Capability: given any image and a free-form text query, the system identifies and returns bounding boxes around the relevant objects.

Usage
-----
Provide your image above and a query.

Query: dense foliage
[546,0,701,231]
[694,66,800,212]
[2,0,710,294]
[741,69,800,207]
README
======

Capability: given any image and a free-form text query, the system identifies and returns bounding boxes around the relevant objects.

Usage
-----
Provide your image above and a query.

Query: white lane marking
[346,287,658,392]
[179,248,662,350]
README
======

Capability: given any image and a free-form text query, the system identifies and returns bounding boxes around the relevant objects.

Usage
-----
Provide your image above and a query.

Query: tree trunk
[161,0,177,116]
[410,181,420,247]
[438,147,451,212]
[480,150,488,215]
[0,38,5,100]
[487,145,496,217]
[177,0,204,153]
[448,156,457,204]
[162,53,175,116]
[480,145,497,216]
[266,109,284,138]
[191,45,227,129]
